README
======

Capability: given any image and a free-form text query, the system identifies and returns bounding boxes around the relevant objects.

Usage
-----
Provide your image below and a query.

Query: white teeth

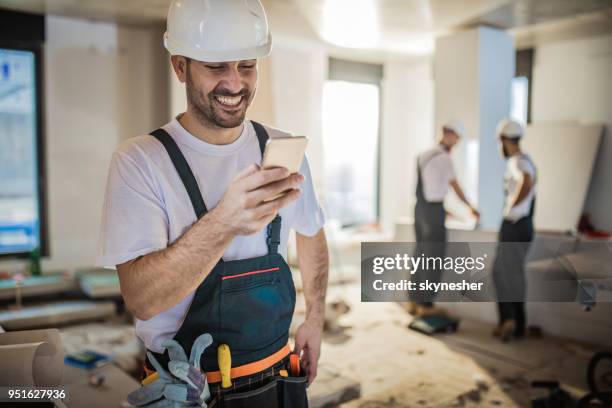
[215,95,242,106]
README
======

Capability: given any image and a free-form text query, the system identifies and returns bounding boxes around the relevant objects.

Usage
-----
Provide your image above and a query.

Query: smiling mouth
[214,95,243,108]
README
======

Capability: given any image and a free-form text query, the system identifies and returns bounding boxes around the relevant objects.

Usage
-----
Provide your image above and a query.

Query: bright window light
[322,80,379,227]
[511,76,529,125]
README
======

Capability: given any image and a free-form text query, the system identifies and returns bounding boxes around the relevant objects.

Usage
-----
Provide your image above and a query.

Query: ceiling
[1,0,611,54]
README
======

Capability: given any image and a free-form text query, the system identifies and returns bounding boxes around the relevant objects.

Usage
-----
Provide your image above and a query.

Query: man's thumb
[293,337,305,356]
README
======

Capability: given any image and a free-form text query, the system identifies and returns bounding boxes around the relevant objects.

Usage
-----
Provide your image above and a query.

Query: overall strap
[520,154,537,218]
[416,148,445,201]
[150,128,207,218]
[251,121,282,254]
[251,121,268,157]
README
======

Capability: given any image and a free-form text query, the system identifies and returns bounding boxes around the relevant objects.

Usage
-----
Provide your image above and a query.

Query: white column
[434,27,514,230]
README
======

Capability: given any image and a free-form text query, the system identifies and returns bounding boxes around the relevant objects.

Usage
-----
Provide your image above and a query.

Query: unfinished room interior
[0,0,611,407]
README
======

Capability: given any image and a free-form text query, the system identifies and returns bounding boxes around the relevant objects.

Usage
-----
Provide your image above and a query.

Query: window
[512,49,534,124]
[511,76,529,125]
[0,45,46,257]
[322,58,382,228]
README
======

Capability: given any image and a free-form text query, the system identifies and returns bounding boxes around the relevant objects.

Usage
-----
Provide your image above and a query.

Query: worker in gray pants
[492,119,537,342]
[411,120,480,317]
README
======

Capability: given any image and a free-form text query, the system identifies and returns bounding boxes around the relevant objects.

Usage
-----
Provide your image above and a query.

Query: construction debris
[324,299,351,333]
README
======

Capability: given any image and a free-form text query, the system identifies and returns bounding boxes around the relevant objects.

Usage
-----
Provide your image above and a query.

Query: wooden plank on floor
[79,274,121,298]
[0,274,76,301]
[0,301,116,330]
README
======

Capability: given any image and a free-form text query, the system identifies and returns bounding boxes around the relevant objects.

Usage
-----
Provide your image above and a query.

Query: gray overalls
[145,122,309,407]
[413,149,447,305]
[492,153,536,337]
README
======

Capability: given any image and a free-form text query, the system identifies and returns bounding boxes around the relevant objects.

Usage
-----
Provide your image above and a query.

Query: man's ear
[170,55,188,83]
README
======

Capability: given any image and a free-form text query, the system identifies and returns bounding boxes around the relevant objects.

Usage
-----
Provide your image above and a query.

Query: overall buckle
[266,216,282,252]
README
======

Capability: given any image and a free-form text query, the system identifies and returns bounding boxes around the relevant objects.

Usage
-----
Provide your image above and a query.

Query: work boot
[496,319,517,342]
[415,304,448,318]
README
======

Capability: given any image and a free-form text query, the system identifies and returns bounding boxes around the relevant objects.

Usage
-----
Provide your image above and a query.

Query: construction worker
[492,119,537,342]
[97,0,328,406]
[410,120,480,316]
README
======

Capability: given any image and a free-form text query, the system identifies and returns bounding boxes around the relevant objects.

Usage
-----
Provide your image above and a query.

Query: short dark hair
[501,135,520,145]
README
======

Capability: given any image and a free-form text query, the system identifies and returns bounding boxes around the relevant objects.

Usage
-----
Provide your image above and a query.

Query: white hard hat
[496,118,524,139]
[443,119,466,139]
[164,0,273,62]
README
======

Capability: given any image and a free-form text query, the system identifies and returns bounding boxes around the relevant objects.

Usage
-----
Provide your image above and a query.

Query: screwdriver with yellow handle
[217,344,232,389]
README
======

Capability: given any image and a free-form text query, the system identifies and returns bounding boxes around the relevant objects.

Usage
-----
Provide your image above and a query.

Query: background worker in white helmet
[97,0,328,406]
[409,120,480,317]
[491,118,537,342]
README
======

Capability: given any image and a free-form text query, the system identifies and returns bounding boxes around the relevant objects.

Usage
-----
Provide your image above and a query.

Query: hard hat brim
[164,32,272,62]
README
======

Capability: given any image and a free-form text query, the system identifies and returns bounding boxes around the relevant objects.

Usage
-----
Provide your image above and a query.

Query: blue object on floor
[64,350,111,369]
[408,315,460,335]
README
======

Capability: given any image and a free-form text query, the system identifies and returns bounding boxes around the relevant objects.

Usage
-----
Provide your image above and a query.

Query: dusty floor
[54,269,608,407]
[310,282,604,408]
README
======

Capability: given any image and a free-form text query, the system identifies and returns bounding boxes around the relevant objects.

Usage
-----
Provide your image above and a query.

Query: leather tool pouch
[208,373,308,408]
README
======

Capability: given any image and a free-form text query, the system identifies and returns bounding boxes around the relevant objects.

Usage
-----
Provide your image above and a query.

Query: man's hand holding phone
[213,136,308,235]
[214,164,303,236]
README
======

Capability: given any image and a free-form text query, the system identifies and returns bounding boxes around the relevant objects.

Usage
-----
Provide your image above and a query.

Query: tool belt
[207,355,308,408]
[142,344,308,407]
[143,344,291,384]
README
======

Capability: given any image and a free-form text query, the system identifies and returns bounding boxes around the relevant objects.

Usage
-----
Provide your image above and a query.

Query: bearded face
[185,59,258,129]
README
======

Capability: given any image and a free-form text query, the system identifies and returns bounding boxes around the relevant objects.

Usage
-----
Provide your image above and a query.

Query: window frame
[515,48,534,124]
[0,40,49,259]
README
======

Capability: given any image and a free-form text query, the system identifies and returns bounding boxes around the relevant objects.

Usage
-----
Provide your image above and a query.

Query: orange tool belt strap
[142,344,291,385]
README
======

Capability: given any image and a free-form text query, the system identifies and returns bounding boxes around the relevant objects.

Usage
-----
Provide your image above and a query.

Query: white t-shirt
[96,117,325,352]
[503,153,536,222]
[417,145,456,202]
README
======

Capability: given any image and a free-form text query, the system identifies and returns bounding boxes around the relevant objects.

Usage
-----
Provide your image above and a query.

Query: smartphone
[261,136,308,201]
[262,136,308,173]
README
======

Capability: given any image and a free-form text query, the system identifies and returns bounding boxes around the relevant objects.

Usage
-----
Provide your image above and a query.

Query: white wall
[0,16,168,272]
[434,29,482,226]
[117,24,169,142]
[42,16,119,271]
[531,34,612,230]
[380,59,434,230]
[523,124,602,232]
[269,40,327,188]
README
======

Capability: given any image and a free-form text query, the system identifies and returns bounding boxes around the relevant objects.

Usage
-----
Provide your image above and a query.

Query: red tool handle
[289,353,300,377]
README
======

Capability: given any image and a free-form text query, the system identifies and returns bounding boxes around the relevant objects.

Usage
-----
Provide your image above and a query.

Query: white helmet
[443,119,466,139]
[496,118,524,139]
[164,0,273,63]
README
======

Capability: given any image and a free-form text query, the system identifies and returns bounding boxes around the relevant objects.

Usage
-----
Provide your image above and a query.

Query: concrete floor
[312,282,603,408]
[50,267,607,407]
